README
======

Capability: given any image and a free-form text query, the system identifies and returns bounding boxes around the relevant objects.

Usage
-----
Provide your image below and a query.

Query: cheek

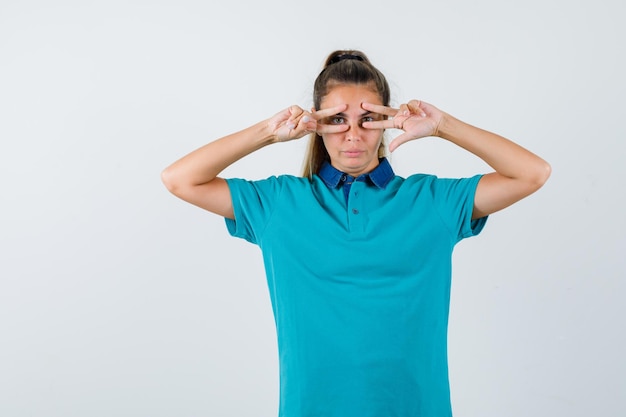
[321,134,340,150]
[369,131,385,145]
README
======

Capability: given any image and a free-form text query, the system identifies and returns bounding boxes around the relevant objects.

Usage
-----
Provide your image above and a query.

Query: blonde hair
[301,50,391,179]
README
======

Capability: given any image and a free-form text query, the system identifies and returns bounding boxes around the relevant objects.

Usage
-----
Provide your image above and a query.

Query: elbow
[537,160,552,186]
[529,159,552,192]
[161,166,181,195]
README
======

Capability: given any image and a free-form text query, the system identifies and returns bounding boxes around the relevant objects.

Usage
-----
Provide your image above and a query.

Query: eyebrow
[334,111,374,117]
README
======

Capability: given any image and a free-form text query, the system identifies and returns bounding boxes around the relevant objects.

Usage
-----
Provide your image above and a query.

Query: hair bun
[323,50,371,68]
[327,53,365,65]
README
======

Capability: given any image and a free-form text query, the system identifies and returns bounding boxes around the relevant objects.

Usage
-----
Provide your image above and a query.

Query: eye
[359,115,380,127]
[330,116,346,125]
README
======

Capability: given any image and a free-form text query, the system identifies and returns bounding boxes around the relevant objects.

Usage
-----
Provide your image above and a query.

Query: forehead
[319,84,383,110]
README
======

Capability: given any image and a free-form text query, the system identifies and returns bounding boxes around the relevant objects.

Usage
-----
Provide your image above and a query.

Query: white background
[1,0,624,416]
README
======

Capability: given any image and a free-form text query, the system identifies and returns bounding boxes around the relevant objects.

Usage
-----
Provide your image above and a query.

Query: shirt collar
[318,157,394,189]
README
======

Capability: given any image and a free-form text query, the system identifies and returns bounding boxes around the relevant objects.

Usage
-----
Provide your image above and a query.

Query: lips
[342,150,364,157]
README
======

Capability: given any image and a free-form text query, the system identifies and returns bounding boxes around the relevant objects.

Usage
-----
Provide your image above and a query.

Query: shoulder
[226,174,306,185]
[390,173,436,191]
[390,173,484,203]
[400,173,482,189]
[226,174,313,195]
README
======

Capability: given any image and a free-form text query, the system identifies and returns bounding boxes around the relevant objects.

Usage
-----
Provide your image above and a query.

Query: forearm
[437,114,551,185]
[161,120,275,191]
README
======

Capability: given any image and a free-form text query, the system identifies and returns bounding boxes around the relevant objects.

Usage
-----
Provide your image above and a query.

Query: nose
[346,120,363,141]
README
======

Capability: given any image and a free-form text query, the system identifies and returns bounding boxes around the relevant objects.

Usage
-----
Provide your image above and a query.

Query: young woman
[162,50,550,417]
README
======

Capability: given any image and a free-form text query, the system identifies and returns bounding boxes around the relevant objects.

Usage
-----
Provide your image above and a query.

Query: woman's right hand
[268,104,349,142]
[268,105,317,142]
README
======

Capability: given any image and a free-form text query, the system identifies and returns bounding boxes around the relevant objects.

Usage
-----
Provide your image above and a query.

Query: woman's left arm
[362,100,551,219]
[435,113,551,219]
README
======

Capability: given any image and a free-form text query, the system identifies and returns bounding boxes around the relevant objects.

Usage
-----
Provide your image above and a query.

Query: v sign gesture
[361,100,443,152]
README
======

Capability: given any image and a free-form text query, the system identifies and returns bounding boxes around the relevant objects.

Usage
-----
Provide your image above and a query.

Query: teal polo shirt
[225,158,487,417]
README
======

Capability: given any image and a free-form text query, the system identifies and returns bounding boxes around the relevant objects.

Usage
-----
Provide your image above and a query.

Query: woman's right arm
[161,105,345,218]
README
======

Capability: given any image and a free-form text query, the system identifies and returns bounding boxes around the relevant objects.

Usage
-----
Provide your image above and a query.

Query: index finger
[361,102,398,117]
[311,104,348,120]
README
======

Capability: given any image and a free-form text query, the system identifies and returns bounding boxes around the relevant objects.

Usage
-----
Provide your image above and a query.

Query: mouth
[342,150,364,157]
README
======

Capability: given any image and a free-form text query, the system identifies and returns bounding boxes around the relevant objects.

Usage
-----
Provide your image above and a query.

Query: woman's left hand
[362,100,443,152]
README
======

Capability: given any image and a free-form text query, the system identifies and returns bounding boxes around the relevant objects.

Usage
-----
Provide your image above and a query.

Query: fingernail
[287,123,295,130]
[302,116,310,123]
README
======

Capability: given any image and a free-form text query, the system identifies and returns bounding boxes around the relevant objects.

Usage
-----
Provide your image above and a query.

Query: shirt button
[341,175,347,181]
[352,209,359,215]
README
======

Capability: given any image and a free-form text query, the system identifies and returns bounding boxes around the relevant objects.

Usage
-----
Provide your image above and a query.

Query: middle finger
[311,104,348,121]
[361,102,398,118]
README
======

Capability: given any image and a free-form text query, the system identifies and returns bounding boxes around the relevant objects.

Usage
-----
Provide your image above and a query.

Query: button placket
[347,182,366,232]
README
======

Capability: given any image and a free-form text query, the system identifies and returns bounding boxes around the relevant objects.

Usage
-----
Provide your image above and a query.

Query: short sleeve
[431,174,487,242]
[224,176,284,244]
